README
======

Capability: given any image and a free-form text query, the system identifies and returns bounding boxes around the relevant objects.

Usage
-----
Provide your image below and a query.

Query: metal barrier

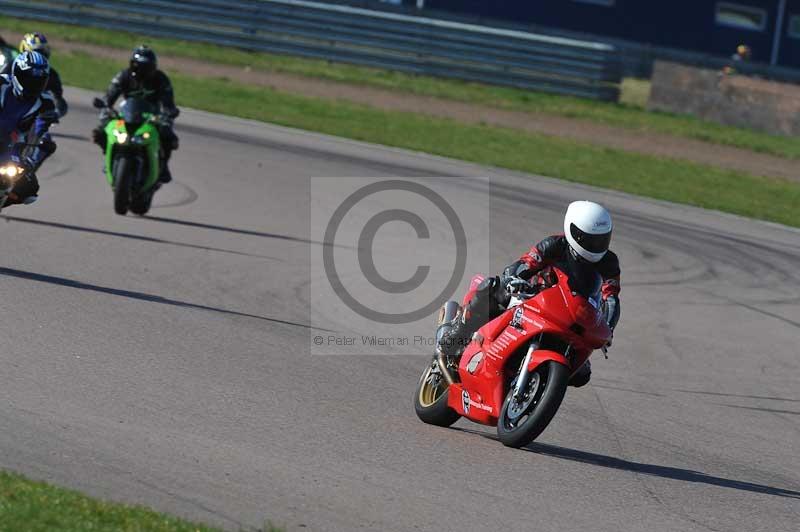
[0,0,622,101]
[381,1,800,84]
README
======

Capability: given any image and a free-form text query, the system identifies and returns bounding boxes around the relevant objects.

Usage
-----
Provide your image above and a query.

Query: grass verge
[0,470,230,532]
[56,49,800,227]
[1,16,799,160]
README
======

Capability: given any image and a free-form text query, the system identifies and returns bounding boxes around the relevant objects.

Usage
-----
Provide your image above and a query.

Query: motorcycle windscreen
[119,98,154,130]
[562,255,603,302]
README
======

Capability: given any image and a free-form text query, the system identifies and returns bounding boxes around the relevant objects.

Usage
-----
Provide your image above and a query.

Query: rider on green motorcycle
[92,45,179,183]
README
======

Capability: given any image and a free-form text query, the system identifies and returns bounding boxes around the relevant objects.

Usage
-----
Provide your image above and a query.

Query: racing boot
[436,315,471,359]
[158,164,172,184]
[435,300,476,360]
[158,145,173,184]
[568,360,591,387]
[91,126,106,153]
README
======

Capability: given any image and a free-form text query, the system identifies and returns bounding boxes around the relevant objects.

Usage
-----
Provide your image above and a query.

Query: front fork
[513,340,540,401]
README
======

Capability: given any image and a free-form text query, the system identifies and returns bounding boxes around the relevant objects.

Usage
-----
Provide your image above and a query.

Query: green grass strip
[54,50,800,228]
[0,470,228,532]
[1,15,799,160]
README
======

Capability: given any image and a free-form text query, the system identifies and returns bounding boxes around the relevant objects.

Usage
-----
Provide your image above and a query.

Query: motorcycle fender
[527,349,570,372]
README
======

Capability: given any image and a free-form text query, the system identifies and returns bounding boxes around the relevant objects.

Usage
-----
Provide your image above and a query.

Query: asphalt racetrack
[1,88,798,532]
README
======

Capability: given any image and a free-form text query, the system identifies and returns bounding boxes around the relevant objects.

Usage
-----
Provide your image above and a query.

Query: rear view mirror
[92,97,105,109]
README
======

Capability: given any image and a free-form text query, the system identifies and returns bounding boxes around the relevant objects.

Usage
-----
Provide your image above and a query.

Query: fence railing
[0,0,622,101]
[368,0,800,85]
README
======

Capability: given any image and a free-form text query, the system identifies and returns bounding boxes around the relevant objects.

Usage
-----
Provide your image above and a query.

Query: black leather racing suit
[0,58,66,118]
[0,75,59,204]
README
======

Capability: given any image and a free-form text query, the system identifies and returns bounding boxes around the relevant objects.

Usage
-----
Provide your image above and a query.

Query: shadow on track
[52,132,89,142]
[452,428,800,499]
[674,389,800,403]
[523,442,800,498]
[2,216,280,261]
[591,383,665,397]
[712,403,800,416]
[139,215,347,248]
[0,266,329,331]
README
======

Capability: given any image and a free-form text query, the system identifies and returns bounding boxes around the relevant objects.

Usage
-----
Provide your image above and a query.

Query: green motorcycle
[93,97,166,215]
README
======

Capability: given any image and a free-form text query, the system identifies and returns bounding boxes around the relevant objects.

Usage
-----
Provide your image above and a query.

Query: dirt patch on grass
[58,40,799,181]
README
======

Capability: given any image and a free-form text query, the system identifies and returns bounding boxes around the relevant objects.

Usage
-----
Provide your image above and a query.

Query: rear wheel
[414,360,460,427]
[497,361,569,448]
[113,157,131,215]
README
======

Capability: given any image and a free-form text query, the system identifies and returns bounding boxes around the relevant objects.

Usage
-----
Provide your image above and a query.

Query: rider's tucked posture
[0,50,58,205]
[92,46,179,183]
[438,201,621,388]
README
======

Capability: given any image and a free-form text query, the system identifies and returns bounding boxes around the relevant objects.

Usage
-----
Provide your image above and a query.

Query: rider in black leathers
[92,46,179,183]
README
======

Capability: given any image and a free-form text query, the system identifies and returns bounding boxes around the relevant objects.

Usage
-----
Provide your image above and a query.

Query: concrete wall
[648,61,800,137]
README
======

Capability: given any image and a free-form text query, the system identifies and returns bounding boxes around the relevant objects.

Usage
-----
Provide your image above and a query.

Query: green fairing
[103,117,160,192]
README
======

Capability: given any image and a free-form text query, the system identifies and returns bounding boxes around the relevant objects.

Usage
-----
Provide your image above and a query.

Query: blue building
[419,1,800,69]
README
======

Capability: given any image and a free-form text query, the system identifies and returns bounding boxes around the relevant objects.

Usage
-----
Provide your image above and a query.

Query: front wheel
[414,360,460,427]
[113,156,131,215]
[130,190,154,216]
[497,361,569,448]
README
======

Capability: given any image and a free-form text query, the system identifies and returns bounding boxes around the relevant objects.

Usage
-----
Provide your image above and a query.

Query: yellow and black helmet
[19,32,51,59]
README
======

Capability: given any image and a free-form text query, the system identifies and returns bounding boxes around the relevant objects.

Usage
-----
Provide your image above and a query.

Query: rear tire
[497,361,569,448]
[414,361,460,427]
[113,157,131,215]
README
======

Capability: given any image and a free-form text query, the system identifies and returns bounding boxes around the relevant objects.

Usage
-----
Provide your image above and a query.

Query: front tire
[130,190,153,216]
[497,361,569,448]
[414,361,460,427]
[113,156,131,215]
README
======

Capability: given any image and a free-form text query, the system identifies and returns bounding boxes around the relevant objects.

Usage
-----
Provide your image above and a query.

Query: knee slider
[39,134,56,155]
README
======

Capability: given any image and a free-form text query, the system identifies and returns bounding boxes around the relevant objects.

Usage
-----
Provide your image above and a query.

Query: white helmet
[564,201,612,263]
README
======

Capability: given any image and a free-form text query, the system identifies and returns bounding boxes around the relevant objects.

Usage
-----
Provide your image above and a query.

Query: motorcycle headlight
[0,164,23,180]
[113,130,128,144]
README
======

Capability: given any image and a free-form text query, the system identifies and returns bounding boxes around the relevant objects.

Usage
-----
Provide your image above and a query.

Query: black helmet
[11,51,50,102]
[130,45,157,80]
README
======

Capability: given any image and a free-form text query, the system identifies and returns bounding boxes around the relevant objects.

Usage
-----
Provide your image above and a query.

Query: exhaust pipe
[436,347,456,386]
[436,300,461,327]
[434,300,462,386]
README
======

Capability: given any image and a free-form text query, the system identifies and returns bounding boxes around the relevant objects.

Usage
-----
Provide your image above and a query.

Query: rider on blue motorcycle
[0,50,58,205]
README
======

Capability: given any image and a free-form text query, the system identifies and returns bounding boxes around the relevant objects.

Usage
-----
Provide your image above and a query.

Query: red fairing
[446,267,611,426]
[461,274,485,309]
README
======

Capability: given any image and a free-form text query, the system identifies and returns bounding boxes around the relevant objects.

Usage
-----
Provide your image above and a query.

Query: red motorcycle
[414,264,612,448]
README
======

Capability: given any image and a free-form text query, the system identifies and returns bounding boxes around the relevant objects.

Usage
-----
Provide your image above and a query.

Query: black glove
[38,110,60,125]
[503,260,532,280]
[10,154,33,173]
[503,276,531,294]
